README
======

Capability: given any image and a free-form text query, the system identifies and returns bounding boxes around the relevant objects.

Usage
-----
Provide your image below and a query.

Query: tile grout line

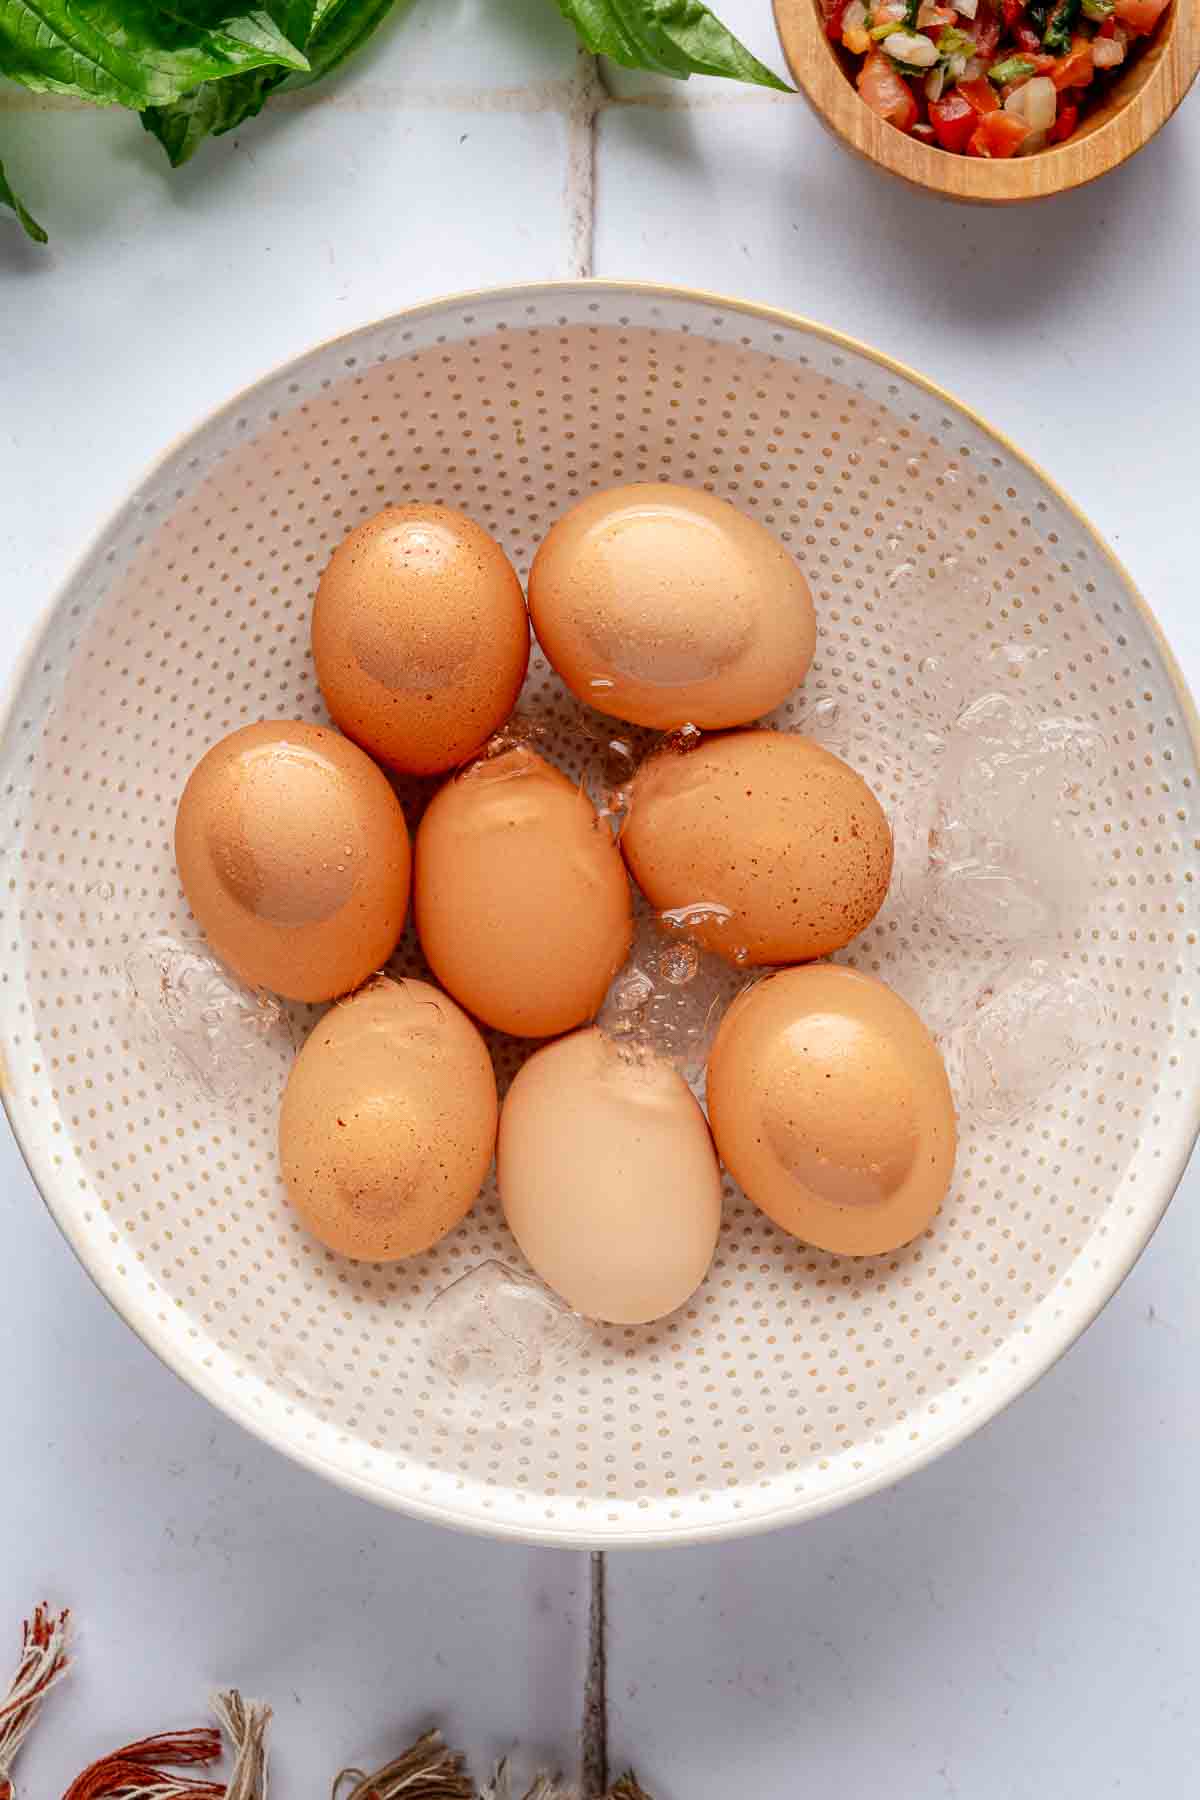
[563,49,607,280]
[580,1550,608,1797]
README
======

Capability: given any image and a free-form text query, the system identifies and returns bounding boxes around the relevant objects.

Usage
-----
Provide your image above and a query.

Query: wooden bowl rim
[775,0,1200,201]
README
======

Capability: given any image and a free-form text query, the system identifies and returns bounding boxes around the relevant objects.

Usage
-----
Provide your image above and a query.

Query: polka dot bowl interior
[3,281,1197,1547]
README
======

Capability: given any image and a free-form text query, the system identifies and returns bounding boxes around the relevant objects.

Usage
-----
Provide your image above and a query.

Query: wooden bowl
[775,0,1200,200]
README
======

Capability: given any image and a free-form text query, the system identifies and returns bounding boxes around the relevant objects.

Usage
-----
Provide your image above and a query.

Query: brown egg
[707,965,956,1255]
[620,730,893,965]
[414,746,633,1037]
[498,1028,722,1323]
[312,504,530,775]
[175,720,410,1003]
[527,483,816,730]
[279,977,497,1260]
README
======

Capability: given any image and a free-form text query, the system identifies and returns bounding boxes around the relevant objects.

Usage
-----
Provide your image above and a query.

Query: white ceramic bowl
[3,281,1197,1547]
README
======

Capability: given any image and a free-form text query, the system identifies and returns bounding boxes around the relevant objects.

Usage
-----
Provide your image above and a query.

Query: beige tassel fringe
[212,1693,271,1800]
[480,1766,576,1800]
[333,1729,474,1800]
[344,1737,650,1800]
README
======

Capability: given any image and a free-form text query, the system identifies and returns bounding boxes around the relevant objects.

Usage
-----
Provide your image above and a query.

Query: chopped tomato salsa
[833,0,1171,154]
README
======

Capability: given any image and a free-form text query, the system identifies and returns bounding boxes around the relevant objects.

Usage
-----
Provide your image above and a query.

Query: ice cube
[597,909,744,1082]
[926,693,1108,948]
[426,1261,585,1391]
[125,934,298,1103]
[939,961,1107,1126]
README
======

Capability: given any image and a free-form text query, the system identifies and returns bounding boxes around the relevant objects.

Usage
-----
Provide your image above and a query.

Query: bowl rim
[774,0,1200,203]
[3,277,1199,1548]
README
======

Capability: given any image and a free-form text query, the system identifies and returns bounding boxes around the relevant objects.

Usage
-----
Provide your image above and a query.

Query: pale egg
[174,719,411,1003]
[498,1028,722,1323]
[279,976,497,1260]
[414,745,633,1037]
[313,503,530,775]
[707,965,957,1255]
[621,729,893,964]
[527,483,816,730]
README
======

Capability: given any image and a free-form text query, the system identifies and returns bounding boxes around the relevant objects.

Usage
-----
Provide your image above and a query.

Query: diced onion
[1018,126,1049,153]
[961,53,983,77]
[925,63,947,98]
[953,0,979,17]
[882,27,940,63]
[1005,74,1057,131]
[1093,34,1126,63]
[948,50,969,74]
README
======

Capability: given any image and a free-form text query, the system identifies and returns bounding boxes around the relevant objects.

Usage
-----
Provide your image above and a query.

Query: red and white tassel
[61,1728,225,1800]
[62,1693,270,1800]
[0,1604,71,1800]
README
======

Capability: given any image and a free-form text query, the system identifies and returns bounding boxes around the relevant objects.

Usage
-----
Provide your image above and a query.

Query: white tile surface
[2,0,1198,1791]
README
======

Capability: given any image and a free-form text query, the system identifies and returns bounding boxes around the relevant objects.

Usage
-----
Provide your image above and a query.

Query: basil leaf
[295,0,398,82]
[141,63,285,162]
[142,0,312,161]
[552,0,791,90]
[0,152,46,241]
[142,0,395,164]
[0,0,309,109]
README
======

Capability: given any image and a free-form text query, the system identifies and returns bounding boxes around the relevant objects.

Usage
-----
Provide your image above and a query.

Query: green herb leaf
[1042,0,1079,51]
[935,24,973,55]
[552,0,792,90]
[141,0,397,165]
[1080,0,1112,18]
[294,0,398,82]
[0,151,46,241]
[903,0,919,26]
[988,52,1037,78]
[0,0,310,110]
[141,64,284,162]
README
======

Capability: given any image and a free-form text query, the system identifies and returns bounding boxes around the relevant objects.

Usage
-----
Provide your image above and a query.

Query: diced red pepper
[1048,97,1080,140]
[1001,0,1024,27]
[929,88,980,150]
[857,50,920,132]
[825,0,851,42]
[1052,33,1095,86]
[958,75,1002,113]
[967,109,1031,154]
[1114,0,1170,29]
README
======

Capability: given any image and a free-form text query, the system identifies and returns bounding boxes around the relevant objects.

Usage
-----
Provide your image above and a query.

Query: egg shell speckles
[313,503,530,776]
[279,976,497,1261]
[498,1027,723,1324]
[414,745,634,1038]
[707,964,957,1256]
[174,719,411,1003]
[527,483,816,731]
[620,729,893,966]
